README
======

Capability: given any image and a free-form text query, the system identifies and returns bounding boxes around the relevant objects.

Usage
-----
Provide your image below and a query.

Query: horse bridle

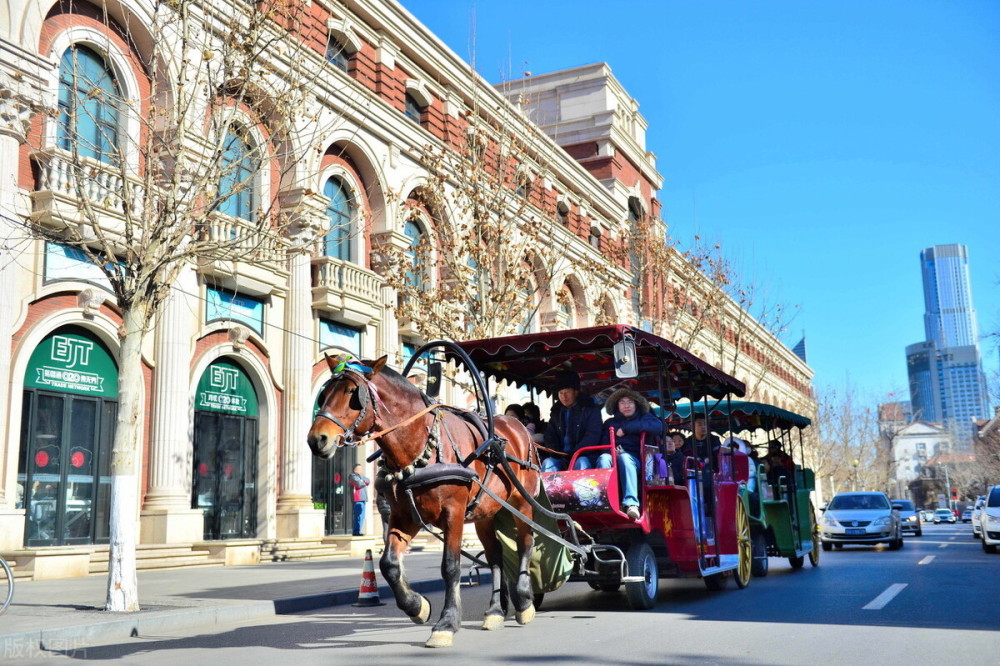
[315,368,379,445]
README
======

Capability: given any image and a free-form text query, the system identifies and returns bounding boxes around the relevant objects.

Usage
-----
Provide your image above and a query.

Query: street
[21,522,1000,665]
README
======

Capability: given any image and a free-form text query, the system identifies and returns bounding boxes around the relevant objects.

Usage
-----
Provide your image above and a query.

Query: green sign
[195,360,258,417]
[25,328,119,398]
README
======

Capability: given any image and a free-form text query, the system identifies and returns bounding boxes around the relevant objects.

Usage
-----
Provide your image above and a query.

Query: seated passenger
[763,440,794,486]
[593,388,664,521]
[683,416,723,514]
[660,431,687,484]
[541,370,602,472]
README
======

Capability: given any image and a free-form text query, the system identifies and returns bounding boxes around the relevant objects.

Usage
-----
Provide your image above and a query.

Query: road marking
[939,543,949,548]
[918,556,935,565]
[863,583,908,610]
[949,536,956,541]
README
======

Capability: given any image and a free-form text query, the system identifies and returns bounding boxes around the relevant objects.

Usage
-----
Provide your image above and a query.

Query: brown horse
[306,355,540,648]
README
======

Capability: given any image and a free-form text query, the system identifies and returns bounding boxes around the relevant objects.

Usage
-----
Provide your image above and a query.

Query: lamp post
[943,465,951,512]
[852,459,860,492]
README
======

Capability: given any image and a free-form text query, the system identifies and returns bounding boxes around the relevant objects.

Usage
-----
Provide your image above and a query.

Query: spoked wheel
[808,505,821,567]
[751,531,769,577]
[735,502,752,589]
[0,556,12,615]
[624,541,658,610]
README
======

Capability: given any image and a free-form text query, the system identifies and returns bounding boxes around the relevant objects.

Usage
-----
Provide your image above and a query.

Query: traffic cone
[353,548,384,607]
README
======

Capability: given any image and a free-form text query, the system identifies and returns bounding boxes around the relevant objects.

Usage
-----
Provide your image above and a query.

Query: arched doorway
[17,326,117,547]
[192,359,259,540]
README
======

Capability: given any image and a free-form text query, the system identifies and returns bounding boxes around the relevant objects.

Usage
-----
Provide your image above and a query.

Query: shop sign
[196,360,259,417]
[25,329,118,398]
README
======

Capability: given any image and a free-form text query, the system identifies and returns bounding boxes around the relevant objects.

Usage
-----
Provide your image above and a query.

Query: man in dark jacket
[683,416,722,516]
[541,370,602,472]
[596,388,663,520]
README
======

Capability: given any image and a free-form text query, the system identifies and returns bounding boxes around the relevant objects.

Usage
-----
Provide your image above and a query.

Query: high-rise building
[906,244,990,443]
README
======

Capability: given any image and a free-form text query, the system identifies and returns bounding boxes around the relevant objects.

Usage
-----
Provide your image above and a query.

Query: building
[886,421,950,500]
[906,244,989,441]
[0,0,813,578]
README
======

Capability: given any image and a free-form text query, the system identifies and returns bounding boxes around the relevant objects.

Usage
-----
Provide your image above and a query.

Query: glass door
[192,411,258,540]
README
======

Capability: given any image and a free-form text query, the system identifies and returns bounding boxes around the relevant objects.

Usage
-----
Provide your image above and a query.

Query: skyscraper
[906,244,990,443]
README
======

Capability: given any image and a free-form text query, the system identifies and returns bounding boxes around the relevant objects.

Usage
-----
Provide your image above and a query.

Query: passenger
[683,416,723,514]
[522,402,546,444]
[595,388,664,521]
[763,440,794,486]
[662,431,686,484]
[505,403,538,439]
[541,370,602,472]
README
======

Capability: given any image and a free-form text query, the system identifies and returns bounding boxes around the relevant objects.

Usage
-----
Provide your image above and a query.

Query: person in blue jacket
[597,388,664,520]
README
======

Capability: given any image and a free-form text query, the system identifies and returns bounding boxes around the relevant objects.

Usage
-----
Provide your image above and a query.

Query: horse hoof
[515,604,535,625]
[481,613,504,631]
[425,631,454,648]
[411,596,431,625]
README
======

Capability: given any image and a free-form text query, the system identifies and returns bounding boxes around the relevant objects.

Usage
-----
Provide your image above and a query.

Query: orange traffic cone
[353,548,384,607]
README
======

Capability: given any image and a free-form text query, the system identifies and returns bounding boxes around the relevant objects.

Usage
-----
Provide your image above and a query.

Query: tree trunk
[105,304,149,612]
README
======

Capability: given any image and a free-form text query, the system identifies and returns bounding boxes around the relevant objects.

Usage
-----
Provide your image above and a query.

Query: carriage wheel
[624,542,658,610]
[809,518,821,567]
[751,531,769,577]
[735,502,752,589]
[788,554,805,569]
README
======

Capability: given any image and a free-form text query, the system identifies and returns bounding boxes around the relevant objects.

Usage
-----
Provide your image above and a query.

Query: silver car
[821,491,903,550]
[891,499,922,536]
[972,496,985,538]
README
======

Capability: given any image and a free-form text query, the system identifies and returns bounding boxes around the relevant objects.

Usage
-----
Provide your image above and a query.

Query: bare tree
[14,0,335,611]
[812,384,891,497]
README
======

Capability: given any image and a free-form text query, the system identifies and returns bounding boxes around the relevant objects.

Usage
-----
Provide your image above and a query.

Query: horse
[306,355,541,648]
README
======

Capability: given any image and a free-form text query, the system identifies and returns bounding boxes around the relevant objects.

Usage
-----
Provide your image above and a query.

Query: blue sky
[401,0,1000,401]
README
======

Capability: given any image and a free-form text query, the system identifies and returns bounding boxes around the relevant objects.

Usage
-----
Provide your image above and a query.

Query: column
[0,75,32,548]
[276,192,325,539]
[140,266,204,543]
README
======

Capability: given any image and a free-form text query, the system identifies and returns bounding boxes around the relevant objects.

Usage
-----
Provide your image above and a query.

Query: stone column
[0,74,32,547]
[276,191,325,539]
[140,266,204,543]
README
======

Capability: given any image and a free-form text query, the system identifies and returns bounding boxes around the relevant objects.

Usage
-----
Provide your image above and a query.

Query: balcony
[196,214,290,297]
[30,149,143,237]
[311,257,383,327]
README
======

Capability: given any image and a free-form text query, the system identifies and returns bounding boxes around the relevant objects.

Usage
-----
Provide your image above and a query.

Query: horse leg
[475,520,507,631]
[511,509,537,625]
[425,508,466,648]
[379,517,431,626]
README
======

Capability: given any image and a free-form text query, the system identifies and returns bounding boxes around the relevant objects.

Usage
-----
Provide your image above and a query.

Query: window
[206,287,264,335]
[326,37,350,72]
[403,219,425,289]
[323,177,354,261]
[218,131,257,221]
[58,45,121,163]
[404,93,423,123]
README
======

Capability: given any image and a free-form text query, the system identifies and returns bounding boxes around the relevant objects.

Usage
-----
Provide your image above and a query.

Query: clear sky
[400,0,1000,402]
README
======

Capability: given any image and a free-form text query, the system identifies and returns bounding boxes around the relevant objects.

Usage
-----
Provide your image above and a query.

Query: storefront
[192,359,260,540]
[17,326,117,547]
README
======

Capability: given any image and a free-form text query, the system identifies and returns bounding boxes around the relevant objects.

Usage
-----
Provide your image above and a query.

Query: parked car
[982,486,1000,554]
[891,499,922,537]
[961,509,973,522]
[920,509,935,522]
[933,508,956,524]
[821,491,903,550]
[972,496,986,538]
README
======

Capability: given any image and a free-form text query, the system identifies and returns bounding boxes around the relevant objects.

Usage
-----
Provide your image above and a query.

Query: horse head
[307,354,388,459]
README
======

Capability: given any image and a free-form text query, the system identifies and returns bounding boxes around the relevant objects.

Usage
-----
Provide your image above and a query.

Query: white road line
[863,583,908,610]
[939,543,949,548]
[918,555,935,565]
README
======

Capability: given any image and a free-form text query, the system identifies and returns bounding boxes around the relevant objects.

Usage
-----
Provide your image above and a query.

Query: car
[961,509,973,522]
[933,508,956,524]
[982,486,1000,554]
[972,496,986,538]
[920,509,935,522]
[891,499,922,536]
[820,491,903,550]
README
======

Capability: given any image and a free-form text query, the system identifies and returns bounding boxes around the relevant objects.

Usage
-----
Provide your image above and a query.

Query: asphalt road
[18,522,1000,665]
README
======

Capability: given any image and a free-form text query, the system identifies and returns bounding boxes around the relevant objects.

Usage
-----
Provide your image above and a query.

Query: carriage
[664,400,819,577]
[449,325,754,609]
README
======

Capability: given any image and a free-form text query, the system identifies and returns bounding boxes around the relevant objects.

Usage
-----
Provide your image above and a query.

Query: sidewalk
[1,549,484,653]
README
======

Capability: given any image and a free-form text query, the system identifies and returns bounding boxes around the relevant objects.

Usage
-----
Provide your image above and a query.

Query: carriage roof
[663,400,812,433]
[451,325,745,405]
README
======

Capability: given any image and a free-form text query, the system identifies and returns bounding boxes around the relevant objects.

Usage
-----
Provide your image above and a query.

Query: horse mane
[373,362,427,401]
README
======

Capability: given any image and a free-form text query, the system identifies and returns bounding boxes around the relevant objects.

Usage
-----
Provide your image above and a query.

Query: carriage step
[621,575,645,583]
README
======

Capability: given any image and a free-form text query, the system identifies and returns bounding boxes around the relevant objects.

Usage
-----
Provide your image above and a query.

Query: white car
[982,486,1000,554]
[971,495,985,538]
[821,491,903,550]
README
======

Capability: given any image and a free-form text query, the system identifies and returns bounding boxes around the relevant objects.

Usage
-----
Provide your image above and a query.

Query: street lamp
[852,459,860,492]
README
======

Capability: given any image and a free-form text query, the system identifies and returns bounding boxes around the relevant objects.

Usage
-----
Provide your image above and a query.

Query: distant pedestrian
[349,464,370,536]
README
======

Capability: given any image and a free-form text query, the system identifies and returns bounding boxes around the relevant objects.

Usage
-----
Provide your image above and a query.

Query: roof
[924,452,977,466]
[451,325,745,404]
[663,400,811,433]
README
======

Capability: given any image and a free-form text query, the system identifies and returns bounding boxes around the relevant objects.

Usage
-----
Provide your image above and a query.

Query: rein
[358,403,440,447]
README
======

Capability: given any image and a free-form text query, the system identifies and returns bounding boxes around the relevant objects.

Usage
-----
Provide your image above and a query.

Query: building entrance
[17,327,117,547]
[192,359,259,540]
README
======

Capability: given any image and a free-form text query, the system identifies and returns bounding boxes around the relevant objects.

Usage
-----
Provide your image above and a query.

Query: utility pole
[943,464,952,511]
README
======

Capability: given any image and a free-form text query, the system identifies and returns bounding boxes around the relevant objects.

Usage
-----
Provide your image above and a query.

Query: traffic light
[950,488,958,500]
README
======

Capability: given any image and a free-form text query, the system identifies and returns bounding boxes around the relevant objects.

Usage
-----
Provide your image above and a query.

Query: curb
[0,573,491,652]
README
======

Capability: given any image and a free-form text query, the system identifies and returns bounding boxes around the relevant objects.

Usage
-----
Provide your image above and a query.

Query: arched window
[404,93,423,124]
[58,45,121,163]
[323,177,354,261]
[326,37,349,73]
[218,131,257,221]
[403,219,425,289]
